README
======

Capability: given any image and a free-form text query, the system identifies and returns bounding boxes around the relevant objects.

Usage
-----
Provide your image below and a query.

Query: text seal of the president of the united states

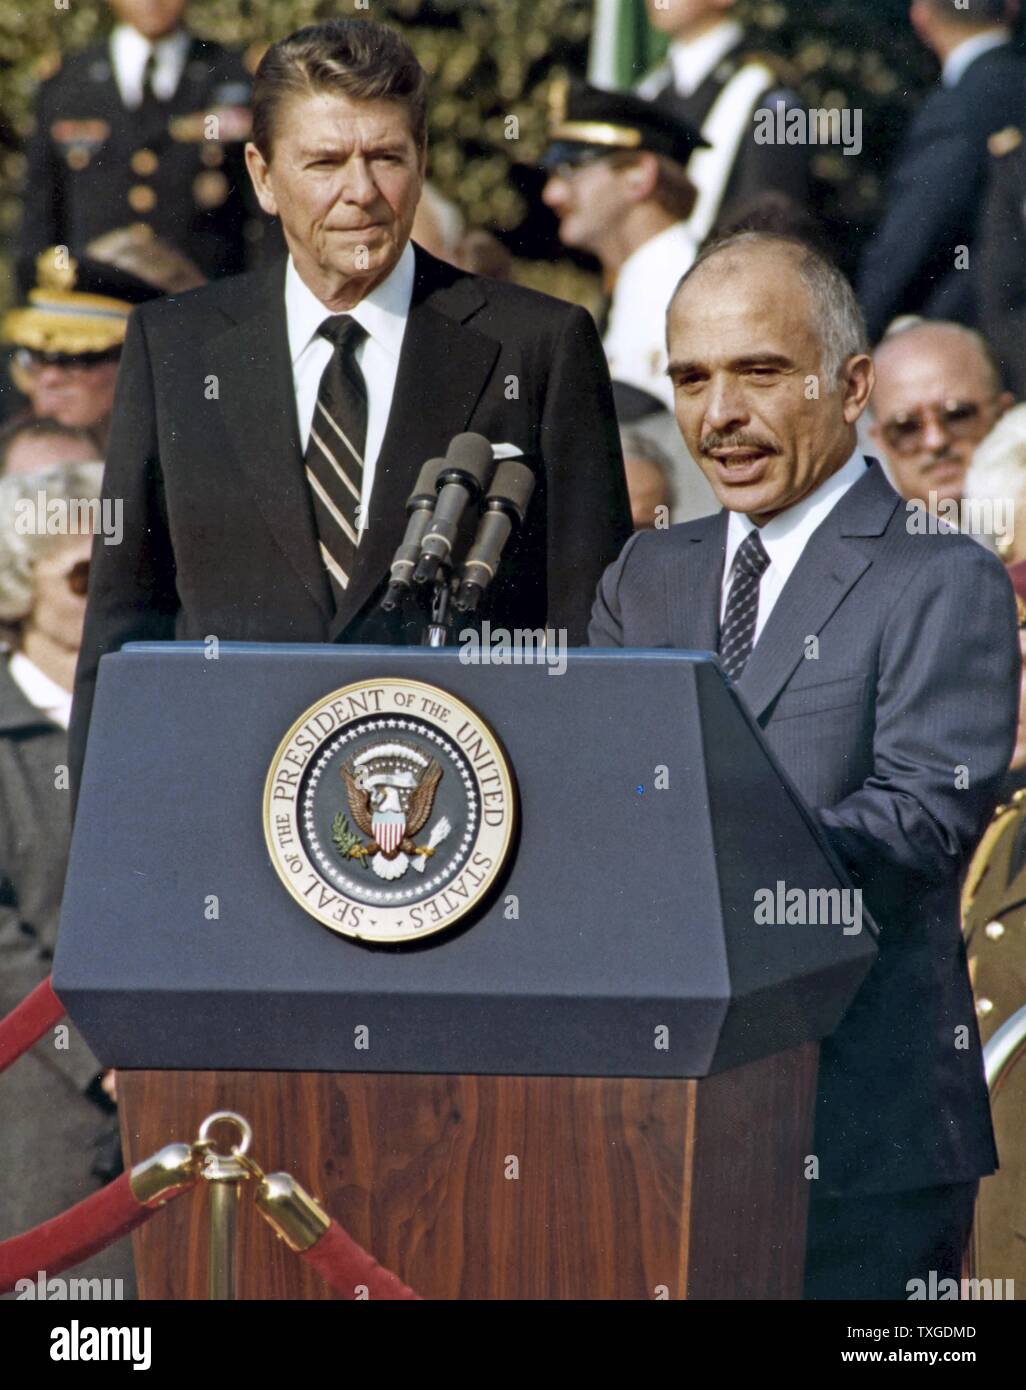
[264,679,516,943]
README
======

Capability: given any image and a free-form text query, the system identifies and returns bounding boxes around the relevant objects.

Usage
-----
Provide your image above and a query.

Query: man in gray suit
[589,231,1020,1299]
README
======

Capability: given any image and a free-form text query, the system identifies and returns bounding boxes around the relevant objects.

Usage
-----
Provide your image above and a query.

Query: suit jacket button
[193,170,229,208]
[131,148,159,177]
[128,184,157,213]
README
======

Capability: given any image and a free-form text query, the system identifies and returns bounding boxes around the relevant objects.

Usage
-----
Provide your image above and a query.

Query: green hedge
[0,0,959,303]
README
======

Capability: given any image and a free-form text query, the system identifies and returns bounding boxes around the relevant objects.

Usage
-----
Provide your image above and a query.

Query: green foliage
[0,0,988,295]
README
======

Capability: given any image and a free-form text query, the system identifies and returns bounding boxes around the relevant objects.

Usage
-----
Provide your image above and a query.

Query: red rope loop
[299,1219,422,1300]
[0,976,65,1074]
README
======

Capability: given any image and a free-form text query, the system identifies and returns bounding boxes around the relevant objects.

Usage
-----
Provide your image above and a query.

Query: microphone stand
[422,564,456,646]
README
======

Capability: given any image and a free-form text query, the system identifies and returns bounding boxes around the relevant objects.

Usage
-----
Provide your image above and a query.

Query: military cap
[3,247,163,357]
[542,77,708,170]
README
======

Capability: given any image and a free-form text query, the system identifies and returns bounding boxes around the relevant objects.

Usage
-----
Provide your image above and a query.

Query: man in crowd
[2,250,164,453]
[637,0,810,242]
[867,320,1013,507]
[18,0,264,287]
[542,80,704,409]
[612,379,717,524]
[590,231,1018,1298]
[977,120,1026,396]
[70,17,631,794]
[857,0,1026,343]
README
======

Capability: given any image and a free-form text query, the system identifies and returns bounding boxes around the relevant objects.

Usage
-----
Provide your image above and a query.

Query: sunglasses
[14,346,122,373]
[545,151,613,180]
[880,399,991,455]
[66,559,90,595]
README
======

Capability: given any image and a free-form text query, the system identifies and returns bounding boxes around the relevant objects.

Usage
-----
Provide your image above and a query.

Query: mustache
[700,432,779,456]
[921,447,961,469]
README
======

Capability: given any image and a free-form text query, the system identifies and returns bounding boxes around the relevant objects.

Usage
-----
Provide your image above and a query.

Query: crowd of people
[2,0,1026,1301]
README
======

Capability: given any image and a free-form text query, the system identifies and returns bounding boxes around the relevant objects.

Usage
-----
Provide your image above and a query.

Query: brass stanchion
[196,1112,252,1301]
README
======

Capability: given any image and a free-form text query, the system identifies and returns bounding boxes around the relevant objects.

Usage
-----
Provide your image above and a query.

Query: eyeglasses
[14,347,121,375]
[546,152,611,181]
[66,559,90,595]
[880,399,992,455]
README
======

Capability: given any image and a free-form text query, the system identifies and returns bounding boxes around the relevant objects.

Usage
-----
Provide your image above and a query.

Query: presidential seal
[263,679,516,943]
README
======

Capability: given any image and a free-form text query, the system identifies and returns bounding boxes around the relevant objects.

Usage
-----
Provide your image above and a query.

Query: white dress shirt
[720,449,869,643]
[110,24,191,108]
[285,243,415,538]
[8,651,73,731]
[668,19,744,97]
[941,30,1011,88]
[604,221,698,410]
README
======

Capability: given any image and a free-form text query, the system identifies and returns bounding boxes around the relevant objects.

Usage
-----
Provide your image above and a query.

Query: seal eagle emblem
[263,678,516,944]
[337,742,448,880]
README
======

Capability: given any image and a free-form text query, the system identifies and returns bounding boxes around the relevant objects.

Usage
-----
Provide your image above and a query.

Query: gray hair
[669,231,869,383]
[964,401,1026,507]
[0,461,103,627]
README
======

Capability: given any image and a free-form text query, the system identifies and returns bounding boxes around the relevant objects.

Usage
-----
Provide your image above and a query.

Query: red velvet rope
[299,1220,422,1300]
[0,1170,181,1294]
[0,976,65,1074]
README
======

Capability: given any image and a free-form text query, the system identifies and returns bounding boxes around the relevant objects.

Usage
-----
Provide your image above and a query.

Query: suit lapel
[329,244,500,639]
[735,461,900,720]
[666,511,727,653]
[204,260,333,621]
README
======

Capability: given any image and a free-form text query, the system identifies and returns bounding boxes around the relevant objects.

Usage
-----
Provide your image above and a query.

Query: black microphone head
[407,456,446,508]
[487,460,536,517]
[444,432,495,488]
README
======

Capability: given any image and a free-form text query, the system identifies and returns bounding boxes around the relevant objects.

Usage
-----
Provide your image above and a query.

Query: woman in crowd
[0,461,134,1293]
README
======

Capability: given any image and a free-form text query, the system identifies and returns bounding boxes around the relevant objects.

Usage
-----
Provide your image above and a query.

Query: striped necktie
[304,314,368,608]
[719,529,770,681]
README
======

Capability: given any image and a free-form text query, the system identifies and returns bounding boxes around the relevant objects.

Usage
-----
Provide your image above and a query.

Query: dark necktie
[139,50,161,113]
[719,529,771,681]
[304,315,369,608]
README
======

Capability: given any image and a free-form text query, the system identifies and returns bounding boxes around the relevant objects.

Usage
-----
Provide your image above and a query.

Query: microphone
[412,433,496,585]
[380,455,447,611]
[454,459,536,614]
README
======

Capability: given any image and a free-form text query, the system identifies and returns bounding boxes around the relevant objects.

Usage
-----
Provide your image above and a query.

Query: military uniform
[636,26,810,242]
[977,125,1026,396]
[961,785,1026,1293]
[958,567,1026,1292]
[542,81,706,409]
[17,33,262,292]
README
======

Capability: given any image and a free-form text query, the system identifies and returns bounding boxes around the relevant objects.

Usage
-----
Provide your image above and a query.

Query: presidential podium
[54,643,876,1299]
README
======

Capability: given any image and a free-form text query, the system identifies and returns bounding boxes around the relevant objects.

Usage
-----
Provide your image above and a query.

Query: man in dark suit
[857,0,1026,343]
[636,0,810,241]
[590,230,1020,1298]
[69,17,631,793]
[977,123,1026,395]
[18,0,263,288]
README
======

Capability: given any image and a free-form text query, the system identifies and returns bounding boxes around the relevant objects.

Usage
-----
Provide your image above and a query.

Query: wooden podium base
[118,1042,817,1299]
